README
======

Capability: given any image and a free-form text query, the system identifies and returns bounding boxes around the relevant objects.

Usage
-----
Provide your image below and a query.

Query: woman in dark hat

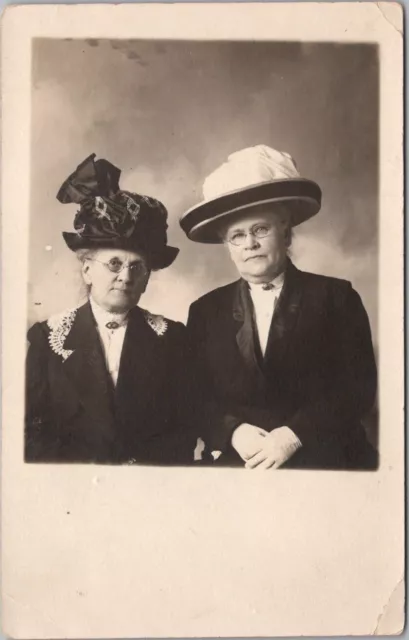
[25,154,196,465]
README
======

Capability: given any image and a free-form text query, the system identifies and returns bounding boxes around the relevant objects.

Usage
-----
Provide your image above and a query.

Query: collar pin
[106,321,120,330]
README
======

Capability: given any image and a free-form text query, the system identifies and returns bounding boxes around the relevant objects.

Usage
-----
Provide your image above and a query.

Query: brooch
[143,310,168,337]
[47,307,78,362]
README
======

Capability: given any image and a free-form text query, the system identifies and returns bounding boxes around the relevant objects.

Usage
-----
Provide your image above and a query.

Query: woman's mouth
[246,255,265,261]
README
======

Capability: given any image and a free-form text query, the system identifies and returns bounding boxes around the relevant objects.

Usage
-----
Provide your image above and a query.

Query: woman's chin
[243,264,271,279]
[107,291,138,312]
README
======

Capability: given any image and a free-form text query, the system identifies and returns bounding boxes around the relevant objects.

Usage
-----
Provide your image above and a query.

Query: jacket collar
[232,278,264,381]
[232,259,303,373]
[263,259,303,366]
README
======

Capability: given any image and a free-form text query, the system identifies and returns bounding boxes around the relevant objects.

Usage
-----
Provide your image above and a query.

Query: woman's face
[223,210,290,283]
[82,248,150,313]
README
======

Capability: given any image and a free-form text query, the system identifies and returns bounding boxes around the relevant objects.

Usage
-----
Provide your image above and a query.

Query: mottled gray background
[29,39,378,352]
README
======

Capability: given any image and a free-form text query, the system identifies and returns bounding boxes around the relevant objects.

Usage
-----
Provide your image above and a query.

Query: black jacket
[187,261,378,469]
[25,302,196,465]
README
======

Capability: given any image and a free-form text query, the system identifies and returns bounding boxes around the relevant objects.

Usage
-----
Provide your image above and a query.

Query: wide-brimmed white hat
[180,145,322,243]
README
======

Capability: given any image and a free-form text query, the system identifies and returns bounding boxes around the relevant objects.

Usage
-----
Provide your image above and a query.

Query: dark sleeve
[186,301,245,454]
[148,321,199,465]
[172,321,201,463]
[287,283,377,448]
[25,323,57,461]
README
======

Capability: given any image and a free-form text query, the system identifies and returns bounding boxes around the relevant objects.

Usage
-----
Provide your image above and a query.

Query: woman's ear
[81,261,92,286]
[281,217,292,248]
[141,270,151,294]
[285,225,292,248]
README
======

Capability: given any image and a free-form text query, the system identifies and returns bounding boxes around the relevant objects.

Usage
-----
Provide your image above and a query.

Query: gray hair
[75,248,98,264]
[75,248,97,299]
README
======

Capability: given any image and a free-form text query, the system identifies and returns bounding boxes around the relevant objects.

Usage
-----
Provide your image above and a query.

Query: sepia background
[30,39,378,335]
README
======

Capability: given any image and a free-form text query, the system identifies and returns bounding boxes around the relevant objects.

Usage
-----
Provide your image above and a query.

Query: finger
[260,457,277,470]
[242,447,263,461]
[245,451,268,469]
[256,428,268,437]
[239,446,263,462]
[270,458,285,469]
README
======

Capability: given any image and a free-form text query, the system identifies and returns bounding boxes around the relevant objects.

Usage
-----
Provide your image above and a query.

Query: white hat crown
[179,143,321,243]
[202,145,300,202]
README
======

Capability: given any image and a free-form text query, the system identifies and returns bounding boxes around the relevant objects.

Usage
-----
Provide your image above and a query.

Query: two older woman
[25,154,196,465]
[26,146,378,470]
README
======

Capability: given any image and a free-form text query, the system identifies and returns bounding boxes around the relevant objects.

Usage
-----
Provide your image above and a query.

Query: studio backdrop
[28,38,379,447]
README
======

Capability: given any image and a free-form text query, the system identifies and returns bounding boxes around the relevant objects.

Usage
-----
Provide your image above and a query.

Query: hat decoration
[180,145,322,243]
[57,154,178,270]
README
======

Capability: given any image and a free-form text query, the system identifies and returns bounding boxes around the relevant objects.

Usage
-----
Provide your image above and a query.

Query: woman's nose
[117,266,132,283]
[244,232,259,249]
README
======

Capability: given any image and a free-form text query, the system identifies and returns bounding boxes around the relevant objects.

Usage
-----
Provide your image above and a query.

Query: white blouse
[248,271,285,355]
[90,297,129,386]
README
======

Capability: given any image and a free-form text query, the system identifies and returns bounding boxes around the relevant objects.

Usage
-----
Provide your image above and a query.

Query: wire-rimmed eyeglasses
[225,224,274,247]
[88,258,148,276]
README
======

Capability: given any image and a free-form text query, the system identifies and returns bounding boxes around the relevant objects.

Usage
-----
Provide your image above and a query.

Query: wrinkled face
[222,209,291,283]
[82,248,150,313]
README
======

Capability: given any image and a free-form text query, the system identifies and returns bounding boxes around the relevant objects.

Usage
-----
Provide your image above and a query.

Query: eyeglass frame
[224,223,276,247]
[86,257,149,276]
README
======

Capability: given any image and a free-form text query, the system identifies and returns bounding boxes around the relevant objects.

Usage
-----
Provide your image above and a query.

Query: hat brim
[180,178,322,243]
[62,233,179,270]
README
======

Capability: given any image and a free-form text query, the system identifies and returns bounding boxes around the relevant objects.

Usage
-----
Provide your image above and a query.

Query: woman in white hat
[181,145,377,470]
[25,154,196,465]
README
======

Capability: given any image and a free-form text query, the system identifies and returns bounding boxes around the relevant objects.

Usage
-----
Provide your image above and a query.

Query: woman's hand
[244,426,302,469]
[231,423,269,461]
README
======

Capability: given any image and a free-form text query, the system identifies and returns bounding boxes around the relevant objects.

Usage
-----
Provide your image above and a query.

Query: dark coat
[25,302,196,465]
[186,261,378,469]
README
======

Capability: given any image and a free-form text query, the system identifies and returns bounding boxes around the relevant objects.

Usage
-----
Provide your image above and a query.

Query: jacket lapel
[232,279,265,384]
[114,306,164,429]
[263,260,303,369]
[62,302,116,441]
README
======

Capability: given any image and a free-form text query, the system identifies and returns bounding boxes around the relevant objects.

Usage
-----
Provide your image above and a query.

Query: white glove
[245,426,302,470]
[231,423,269,461]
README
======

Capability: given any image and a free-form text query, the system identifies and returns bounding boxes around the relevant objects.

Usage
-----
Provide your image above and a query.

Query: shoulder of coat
[46,307,79,331]
[192,280,239,308]
[46,306,79,361]
[142,309,169,337]
[297,267,350,287]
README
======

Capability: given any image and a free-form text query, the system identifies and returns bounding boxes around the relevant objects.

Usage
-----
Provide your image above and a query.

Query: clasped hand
[231,423,301,469]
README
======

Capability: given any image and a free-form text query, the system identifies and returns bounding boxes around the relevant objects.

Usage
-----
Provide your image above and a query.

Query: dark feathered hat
[57,154,179,270]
